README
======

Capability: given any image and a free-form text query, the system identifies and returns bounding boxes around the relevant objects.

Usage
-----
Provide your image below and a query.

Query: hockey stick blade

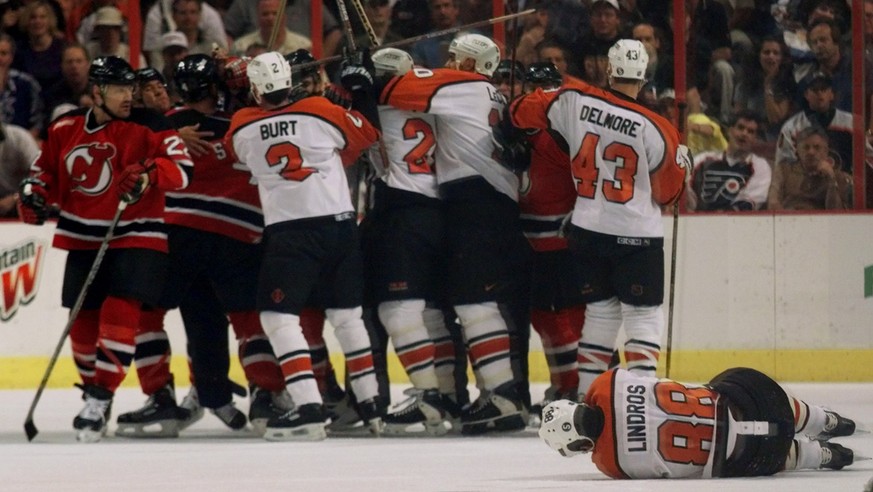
[24,418,38,442]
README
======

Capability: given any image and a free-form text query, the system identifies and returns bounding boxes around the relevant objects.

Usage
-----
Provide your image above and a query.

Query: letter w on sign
[1,239,46,321]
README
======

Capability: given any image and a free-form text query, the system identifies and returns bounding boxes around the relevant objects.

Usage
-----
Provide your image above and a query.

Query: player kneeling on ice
[539,367,866,479]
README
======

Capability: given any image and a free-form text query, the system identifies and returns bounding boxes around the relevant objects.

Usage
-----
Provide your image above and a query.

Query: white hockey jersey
[511,79,685,238]
[368,106,440,199]
[587,368,719,479]
[227,97,379,226]
[380,68,519,201]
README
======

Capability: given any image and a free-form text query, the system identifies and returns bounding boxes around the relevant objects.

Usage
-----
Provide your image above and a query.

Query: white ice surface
[1,383,871,492]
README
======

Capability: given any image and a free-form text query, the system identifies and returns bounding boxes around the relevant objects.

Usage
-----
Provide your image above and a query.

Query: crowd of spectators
[0,0,872,213]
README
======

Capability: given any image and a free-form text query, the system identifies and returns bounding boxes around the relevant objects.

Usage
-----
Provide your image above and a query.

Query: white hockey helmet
[372,47,414,77]
[448,33,501,77]
[247,51,293,98]
[607,39,649,81]
[538,400,596,457]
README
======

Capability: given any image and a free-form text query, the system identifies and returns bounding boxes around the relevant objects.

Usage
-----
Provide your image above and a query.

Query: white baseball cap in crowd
[160,31,189,51]
[94,6,124,27]
[591,0,620,10]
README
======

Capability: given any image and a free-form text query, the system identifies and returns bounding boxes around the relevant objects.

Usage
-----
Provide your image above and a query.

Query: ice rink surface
[1,382,871,492]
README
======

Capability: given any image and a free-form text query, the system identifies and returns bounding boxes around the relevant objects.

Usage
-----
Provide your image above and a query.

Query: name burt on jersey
[626,384,648,452]
[260,120,298,140]
[579,105,642,138]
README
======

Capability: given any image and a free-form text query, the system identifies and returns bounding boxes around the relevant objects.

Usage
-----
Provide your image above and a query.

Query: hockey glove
[492,116,532,173]
[118,159,157,202]
[340,48,375,94]
[323,83,353,109]
[16,177,49,225]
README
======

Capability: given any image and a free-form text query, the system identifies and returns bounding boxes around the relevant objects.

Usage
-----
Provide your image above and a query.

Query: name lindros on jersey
[579,105,641,138]
[260,120,298,139]
[626,384,647,452]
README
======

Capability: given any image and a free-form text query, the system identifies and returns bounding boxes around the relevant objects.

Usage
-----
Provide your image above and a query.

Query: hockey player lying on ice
[539,367,865,478]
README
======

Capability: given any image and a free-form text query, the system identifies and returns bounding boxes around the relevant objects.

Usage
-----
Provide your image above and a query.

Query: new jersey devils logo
[64,143,115,195]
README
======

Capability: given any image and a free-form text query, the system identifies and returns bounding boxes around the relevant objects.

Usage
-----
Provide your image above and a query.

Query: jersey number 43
[572,132,639,204]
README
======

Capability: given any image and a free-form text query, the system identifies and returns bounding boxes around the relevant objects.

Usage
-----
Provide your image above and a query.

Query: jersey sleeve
[148,127,194,191]
[298,98,379,165]
[647,116,686,206]
[509,88,557,131]
[587,369,625,480]
[381,69,486,114]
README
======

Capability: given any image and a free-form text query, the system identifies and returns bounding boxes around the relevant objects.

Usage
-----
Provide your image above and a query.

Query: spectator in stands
[768,125,852,210]
[0,33,43,136]
[391,0,431,40]
[576,0,625,73]
[795,19,869,115]
[170,0,228,63]
[734,35,797,159]
[633,21,672,100]
[245,42,268,58]
[687,110,772,212]
[686,0,735,125]
[536,39,572,80]
[411,0,461,68]
[865,0,873,70]
[222,0,342,56]
[71,0,120,45]
[686,88,729,157]
[360,0,402,46]
[158,31,189,104]
[491,60,524,100]
[5,0,66,43]
[143,0,226,69]
[231,0,311,56]
[43,43,90,120]
[776,72,873,173]
[581,52,609,89]
[12,0,65,92]
[0,121,40,217]
[85,6,148,68]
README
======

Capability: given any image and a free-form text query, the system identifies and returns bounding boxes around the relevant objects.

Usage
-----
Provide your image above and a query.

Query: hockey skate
[116,383,189,438]
[73,384,113,443]
[264,403,328,441]
[820,442,858,470]
[460,382,526,436]
[210,402,247,430]
[177,387,205,430]
[815,410,857,441]
[357,398,386,436]
[325,391,362,432]
[249,386,294,436]
[383,388,450,436]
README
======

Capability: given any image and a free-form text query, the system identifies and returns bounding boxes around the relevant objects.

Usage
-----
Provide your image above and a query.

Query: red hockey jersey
[519,128,575,251]
[32,107,192,252]
[164,106,263,243]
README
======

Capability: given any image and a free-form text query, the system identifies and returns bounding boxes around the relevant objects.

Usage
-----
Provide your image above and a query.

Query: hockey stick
[292,9,535,73]
[268,0,289,51]
[24,198,129,441]
[348,0,379,46]
[664,203,679,379]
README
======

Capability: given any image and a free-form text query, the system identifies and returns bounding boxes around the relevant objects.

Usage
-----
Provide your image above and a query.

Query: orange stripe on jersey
[624,351,658,363]
[468,337,511,361]
[588,369,628,479]
[382,68,490,113]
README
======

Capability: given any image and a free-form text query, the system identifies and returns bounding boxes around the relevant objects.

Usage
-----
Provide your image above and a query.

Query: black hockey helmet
[525,61,562,88]
[174,54,218,102]
[285,48,318,80]
[136,67,166,86]
[492,59,525,83]
[89,56,136,86]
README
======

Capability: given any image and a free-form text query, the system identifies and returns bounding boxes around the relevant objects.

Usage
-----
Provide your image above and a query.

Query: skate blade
[115,420,180,438]
[461,414,526,436]
[177,408,204,431]
[264,423,327,442]
[76,428,104,443]
[250,418,268,437]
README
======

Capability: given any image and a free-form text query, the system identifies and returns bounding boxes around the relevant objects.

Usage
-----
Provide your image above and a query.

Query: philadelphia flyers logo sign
[64,143,116,195]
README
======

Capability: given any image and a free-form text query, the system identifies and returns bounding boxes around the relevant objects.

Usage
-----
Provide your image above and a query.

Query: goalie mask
[538,400,603,457]
[607,39,649,81]
[247,52,293,102]
[372,47,414,77]
[448,33,500,77]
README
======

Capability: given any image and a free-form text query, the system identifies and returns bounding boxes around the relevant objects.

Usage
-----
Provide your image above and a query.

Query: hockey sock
[531,307,583,396]
[326,307,379,402]
[577,298,621,395]
[300,308,334,395]
[424,307,457,395]
[229,311,284,392]
[379,299,439,390]
[133,308,172,395]
[94,296,141,392]
[455,302,513,392]
[260,311,321,406]
[69,309,100,385]
[621,303,663,377]
[787,394,828,437]
[785,439,827,470]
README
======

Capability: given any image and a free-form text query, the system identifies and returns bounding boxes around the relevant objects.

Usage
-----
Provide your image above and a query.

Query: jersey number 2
[265,142,315,181]
[402,118,436,174]
[572,133,639,203]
